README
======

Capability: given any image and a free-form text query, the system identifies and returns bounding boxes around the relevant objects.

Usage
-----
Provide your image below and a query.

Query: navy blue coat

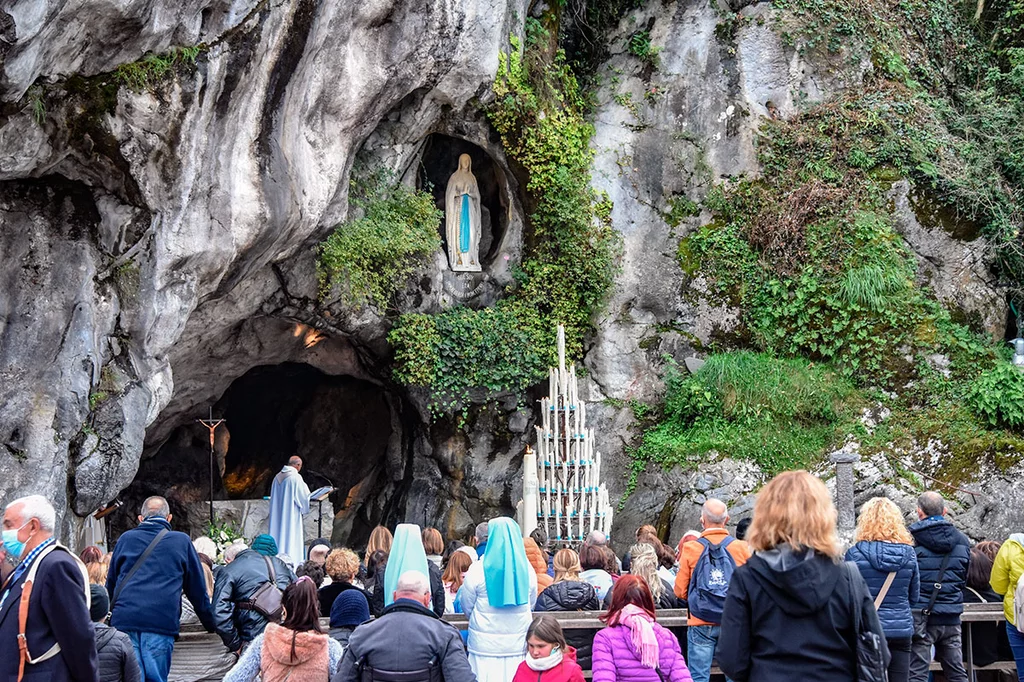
[909,516,970,625]
[845,540,920,639]
[0,544,99,682]
[106,517,215,637]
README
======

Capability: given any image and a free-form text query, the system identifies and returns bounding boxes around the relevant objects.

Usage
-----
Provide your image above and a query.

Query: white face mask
[525,646,563,672]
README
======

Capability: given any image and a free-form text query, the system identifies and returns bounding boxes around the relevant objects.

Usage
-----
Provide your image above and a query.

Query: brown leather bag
[238,556,283,620]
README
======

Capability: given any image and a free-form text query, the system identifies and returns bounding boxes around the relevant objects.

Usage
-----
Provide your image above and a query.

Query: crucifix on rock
[197,408,225,526]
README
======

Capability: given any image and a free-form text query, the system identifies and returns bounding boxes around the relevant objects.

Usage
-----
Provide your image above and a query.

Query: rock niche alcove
[418,134,509,268]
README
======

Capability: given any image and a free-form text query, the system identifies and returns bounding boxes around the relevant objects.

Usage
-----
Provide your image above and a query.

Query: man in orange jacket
[673,499,750,682]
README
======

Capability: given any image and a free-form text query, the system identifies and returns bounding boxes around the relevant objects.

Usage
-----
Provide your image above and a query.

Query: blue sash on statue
[459,194,471,253]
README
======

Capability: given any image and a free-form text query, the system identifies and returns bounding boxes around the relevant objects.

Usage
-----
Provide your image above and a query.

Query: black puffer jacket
[370,560,445,617]
[535,579,600,670]
[211,549,296,651]
[909,516,971,625]
[603,577,684,610]
[95,623,141,682]
[319,581,372,618]
[535,580,600,612]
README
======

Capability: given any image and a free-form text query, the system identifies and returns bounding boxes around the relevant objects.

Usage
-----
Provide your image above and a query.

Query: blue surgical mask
[2,523,29,560]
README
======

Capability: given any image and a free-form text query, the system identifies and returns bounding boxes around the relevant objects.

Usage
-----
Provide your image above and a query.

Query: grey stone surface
[0,0,530,534]
[889,179,1005,338]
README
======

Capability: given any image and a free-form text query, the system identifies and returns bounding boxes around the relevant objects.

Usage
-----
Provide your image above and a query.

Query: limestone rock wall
[0,0,529,535]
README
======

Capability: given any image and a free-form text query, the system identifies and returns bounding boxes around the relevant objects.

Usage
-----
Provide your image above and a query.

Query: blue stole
[459,194,471,253]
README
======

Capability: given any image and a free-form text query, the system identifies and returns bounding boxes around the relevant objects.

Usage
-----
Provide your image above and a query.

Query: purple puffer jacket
[591,622,693,682]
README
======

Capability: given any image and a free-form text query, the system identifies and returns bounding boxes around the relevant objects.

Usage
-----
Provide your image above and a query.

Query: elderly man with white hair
[0,494,99,682]
[333,570,475,682]
[673,498,752,682]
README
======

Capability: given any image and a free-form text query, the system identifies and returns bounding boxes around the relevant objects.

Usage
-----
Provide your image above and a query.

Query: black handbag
[846,562,888,682]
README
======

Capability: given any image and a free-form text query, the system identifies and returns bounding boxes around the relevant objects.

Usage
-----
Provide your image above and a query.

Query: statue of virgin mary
[445,154,482,272]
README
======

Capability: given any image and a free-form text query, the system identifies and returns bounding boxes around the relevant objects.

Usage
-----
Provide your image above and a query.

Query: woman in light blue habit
[371,523,447,616]
[461,517,538,682]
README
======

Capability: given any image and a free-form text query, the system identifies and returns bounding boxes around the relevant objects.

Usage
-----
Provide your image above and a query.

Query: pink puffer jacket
[591,622,693,682]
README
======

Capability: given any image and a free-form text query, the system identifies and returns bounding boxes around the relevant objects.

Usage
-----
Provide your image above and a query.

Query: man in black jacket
[333,570,475,682]
[908,491,971,682]
[0,495,99,682]
[211,541,295,652]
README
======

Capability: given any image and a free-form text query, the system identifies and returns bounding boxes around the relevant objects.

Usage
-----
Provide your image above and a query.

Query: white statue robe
[268,465,310,565]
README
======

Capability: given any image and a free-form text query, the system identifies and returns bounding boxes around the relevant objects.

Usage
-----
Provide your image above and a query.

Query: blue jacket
[845,540,920,638]
[909,516,971,625]
[0,544,99,682]
[107,518,215,637]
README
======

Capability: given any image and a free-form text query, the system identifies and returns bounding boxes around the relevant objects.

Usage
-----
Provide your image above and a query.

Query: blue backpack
[686,536,737,623]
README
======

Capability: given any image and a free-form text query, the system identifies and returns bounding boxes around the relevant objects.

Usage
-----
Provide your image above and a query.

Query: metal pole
[197,407,225,529]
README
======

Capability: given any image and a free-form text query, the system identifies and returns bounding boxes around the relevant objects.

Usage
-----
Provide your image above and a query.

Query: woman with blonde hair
[718,470,887,682]
[535,550,599,611]
[318,548,371,617]
[845,497,919,682]
[364,525,393,565]
[605,543,683,610]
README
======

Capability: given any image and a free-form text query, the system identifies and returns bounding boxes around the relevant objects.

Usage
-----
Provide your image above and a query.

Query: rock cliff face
[0,0,1011,545]
[0,0,530,542]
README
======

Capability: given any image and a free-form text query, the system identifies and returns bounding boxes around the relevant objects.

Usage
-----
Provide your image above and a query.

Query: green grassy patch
[629,352,861,490]
[113,46,204,91]
[631,0,1024,488]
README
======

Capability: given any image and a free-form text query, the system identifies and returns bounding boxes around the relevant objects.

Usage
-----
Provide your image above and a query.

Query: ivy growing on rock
[389,28,618,416]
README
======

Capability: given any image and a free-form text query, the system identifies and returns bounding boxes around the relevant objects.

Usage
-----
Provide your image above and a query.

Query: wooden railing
[170,603,1014,682]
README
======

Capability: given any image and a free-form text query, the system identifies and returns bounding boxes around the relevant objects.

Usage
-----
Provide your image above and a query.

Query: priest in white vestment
[268,455,310,566]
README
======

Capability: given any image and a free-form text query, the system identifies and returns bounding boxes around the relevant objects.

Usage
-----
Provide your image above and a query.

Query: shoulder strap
[964,586,987,603]
[922,552,954,616]
[720,536,734,549]
[112,528,169,607]
[874,571,897,610]
[264,555,276,583]
[845,562,863,635]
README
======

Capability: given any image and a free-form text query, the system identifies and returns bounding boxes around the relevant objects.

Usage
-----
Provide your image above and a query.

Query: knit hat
[89,584,110,623]
[252,534,278,556]
[330,589,370,628]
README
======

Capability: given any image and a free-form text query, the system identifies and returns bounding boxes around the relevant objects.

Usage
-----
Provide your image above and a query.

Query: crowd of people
[2,469,1024,682]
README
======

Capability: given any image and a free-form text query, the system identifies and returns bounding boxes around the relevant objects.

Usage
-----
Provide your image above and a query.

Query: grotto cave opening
[418,133,508,264]
[116,362,399,546]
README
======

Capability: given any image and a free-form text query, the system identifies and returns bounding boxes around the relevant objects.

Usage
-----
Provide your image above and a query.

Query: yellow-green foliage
[319,169,442,307]
[628,352,861,492]
[632,0,1024,486]
[113,46,203,91]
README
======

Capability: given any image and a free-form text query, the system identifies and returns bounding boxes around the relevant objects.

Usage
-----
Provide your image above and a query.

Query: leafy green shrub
[626,29,661,69]
[970,362,1024,429]
[319,169,441,307]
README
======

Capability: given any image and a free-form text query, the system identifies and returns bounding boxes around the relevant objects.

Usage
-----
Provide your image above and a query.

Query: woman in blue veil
[460,517,538,682]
